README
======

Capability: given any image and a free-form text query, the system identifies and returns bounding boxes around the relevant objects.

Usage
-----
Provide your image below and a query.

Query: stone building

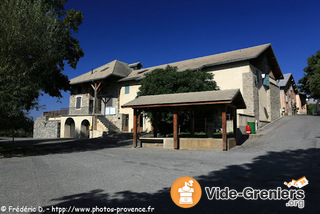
[278,73,307,115]
[119,43,283,133]
[33,109,68,138]
[34,43,284,138]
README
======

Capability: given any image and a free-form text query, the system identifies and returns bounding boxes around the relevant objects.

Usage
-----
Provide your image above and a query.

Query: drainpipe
[255,120,258,133]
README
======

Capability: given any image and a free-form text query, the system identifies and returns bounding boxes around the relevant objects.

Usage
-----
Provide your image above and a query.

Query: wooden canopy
[122,89,246,150]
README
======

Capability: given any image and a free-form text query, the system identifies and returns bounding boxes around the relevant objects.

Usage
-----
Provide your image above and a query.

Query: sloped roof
[120,44,282,82]
[278,73,298,93]
[278,73,292,87]
[70,60,132,85]
[122,89,246,109]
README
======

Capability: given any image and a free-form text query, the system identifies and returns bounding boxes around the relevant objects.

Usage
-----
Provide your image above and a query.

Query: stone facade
[69,93,92,115]
[270,81,281,121]
[33,116,60,138]
[242,71,258,118]
[279,74,299,116]
[34,44,284,139]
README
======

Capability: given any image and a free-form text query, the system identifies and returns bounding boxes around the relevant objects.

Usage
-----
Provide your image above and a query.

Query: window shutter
[76,97,82,109]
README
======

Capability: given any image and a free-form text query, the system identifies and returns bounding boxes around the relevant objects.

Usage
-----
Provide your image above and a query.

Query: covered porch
[122,89,246,151]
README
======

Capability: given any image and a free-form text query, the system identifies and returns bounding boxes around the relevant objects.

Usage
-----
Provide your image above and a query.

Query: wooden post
[173,112,179,150]
[190,110,195,136]
[91,81,102,131]
[233,108,237,144]
[222,107,227,151]
[93,82,97,116]
[133,109,139,148]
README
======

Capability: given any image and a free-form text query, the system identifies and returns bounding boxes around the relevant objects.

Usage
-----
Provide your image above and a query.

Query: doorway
[65,118,75,138]
[80,119,90,138]
[123,114,129,132]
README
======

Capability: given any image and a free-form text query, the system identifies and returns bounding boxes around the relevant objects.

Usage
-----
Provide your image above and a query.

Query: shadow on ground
[0,133,133,158]
[42,148,319,214]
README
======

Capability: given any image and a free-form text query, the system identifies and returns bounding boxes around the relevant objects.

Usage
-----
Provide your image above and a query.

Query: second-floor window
[76,96,82,109]
[105,98,116,115]
[125,86,130,94]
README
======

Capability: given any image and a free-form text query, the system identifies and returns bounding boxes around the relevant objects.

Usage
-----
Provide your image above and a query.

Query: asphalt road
[0,115,319,214]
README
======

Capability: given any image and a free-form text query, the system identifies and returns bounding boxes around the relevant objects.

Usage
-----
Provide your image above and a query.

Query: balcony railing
[68,106,116,116]
[43,108,69,118]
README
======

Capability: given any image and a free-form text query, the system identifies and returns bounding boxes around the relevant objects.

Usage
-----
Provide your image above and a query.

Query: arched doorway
[80,119,90,138]
[65,118,75,138]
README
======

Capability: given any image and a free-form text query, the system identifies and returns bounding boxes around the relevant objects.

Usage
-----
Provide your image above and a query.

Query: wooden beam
[222,108,227,151]
[133,109,139,148]
[122,100,232,109]
[173,112,179,150]
[96,81,102,91]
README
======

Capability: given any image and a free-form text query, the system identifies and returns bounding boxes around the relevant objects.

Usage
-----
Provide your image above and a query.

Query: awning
[122,89,246,109]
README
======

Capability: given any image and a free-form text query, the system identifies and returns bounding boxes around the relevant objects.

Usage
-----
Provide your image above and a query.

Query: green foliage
[0,0,83,126]
[307,104,317,115]
[0,112,33,138]
[298,50,320,99]
[137,66,219,135]
[138,66,218,96]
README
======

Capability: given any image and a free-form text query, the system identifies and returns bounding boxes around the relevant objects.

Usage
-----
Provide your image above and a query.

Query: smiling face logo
[170,177,202,208]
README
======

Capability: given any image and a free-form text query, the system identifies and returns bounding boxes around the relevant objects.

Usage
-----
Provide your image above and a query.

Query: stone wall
[180,138,236,150]
[270,81,281,121]
[239,71,259,131]
[33,116,60,138]
[69,93,92,115]
[141,137,236,150]
[242,71,259,119]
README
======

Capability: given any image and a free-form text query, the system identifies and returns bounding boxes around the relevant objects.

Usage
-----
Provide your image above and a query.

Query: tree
[138,66,218,96]
[298,50,320,99]
[0,0,83,129]
[137,66,219,135]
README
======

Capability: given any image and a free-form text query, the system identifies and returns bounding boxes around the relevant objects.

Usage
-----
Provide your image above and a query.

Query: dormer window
[129,62,143,70]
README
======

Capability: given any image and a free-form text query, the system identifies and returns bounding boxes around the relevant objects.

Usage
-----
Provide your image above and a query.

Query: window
[75,96,82,109]
[104,97,116,115]
[105,107,116,115]
[125,86,130,94]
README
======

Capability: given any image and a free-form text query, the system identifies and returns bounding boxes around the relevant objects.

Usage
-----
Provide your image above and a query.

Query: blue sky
[29,0,320,119]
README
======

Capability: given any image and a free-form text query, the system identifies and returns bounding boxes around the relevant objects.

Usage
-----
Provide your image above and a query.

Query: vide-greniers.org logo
[205,187,305,209]
[171,176,308,209]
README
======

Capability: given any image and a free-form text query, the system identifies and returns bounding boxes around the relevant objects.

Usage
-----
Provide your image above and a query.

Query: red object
[246,125,251,134]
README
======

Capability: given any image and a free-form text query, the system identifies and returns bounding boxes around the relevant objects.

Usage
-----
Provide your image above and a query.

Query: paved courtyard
[0,116,319,213]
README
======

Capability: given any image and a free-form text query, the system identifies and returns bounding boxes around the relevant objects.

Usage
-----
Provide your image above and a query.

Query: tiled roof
[70,60,132,85]
[278,73,292,87]
[278,73,298,93]
[120,43,281,82]
[122,89,246,109]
